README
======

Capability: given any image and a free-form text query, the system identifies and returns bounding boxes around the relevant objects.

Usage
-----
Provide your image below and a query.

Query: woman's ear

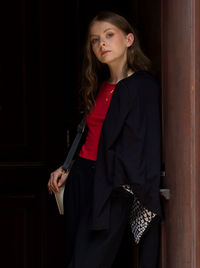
[126,33,134,47]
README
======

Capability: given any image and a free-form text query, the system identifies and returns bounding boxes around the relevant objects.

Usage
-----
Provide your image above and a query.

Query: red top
[78,81,116,161]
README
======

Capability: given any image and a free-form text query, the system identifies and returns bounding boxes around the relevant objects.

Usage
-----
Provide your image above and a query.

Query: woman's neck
[107,64,134,84]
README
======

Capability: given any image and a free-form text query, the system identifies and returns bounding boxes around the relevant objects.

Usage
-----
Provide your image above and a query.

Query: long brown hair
[79,11,151,114]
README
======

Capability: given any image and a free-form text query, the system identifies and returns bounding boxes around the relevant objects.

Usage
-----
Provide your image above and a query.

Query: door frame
[161,0,200,267]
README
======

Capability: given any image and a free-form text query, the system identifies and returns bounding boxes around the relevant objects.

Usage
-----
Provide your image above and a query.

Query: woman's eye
[106,33,114,38]
[91,38,99,45]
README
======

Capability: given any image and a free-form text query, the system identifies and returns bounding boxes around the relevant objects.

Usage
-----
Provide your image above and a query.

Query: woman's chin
[99,57,114,65]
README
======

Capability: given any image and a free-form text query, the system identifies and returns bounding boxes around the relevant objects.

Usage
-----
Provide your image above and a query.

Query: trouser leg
[68,191,133,268]
[139,219,161,268]
[63,157,96,267]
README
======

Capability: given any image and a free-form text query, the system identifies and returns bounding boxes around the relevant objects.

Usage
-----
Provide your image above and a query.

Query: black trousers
[64,157,160,268]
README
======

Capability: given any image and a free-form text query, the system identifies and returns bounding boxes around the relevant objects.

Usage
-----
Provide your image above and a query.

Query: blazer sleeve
[109,75,161,208]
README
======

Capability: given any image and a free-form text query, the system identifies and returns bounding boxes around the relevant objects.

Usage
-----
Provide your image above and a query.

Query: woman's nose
[99,38,106,47]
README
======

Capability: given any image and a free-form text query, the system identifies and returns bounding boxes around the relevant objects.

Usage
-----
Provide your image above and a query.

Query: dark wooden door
[0,1,79,267]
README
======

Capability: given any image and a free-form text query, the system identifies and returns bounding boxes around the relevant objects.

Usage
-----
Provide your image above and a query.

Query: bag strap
[62,117,86,171]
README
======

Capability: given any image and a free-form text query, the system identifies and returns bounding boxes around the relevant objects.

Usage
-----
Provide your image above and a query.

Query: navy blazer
[89,70,162,230]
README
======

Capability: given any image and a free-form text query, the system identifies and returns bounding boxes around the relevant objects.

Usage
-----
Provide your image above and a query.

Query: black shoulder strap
[62,117,86,171]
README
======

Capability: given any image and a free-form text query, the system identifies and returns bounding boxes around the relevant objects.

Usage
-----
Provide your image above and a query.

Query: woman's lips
[101,50,111,56]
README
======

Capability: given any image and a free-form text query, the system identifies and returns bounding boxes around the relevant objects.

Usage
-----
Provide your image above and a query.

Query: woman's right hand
[48,166,69,194]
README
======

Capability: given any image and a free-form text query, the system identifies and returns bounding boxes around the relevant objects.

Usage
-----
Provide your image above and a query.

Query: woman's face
[89,21,134,66]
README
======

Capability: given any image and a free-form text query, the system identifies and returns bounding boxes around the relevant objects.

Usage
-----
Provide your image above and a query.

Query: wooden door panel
[0,195,40,268]
[0,0,75,267]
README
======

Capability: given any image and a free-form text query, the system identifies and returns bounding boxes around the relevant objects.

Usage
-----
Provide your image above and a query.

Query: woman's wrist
[60,167,70,174]
[61,160,74,174]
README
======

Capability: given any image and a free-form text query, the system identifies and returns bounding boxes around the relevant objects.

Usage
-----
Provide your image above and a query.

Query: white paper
[54,185,65,215]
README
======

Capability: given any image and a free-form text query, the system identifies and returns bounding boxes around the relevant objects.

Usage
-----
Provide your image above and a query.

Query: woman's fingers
[48,167,69,194]
[58,171,69,187]
[48,168,62,193]
[51,172,60,192]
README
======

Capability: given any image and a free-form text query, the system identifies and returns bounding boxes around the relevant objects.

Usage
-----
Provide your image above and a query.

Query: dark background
[0,0,161,267]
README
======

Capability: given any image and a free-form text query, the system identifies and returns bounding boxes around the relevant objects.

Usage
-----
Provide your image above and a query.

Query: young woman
[48,11,162,268]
